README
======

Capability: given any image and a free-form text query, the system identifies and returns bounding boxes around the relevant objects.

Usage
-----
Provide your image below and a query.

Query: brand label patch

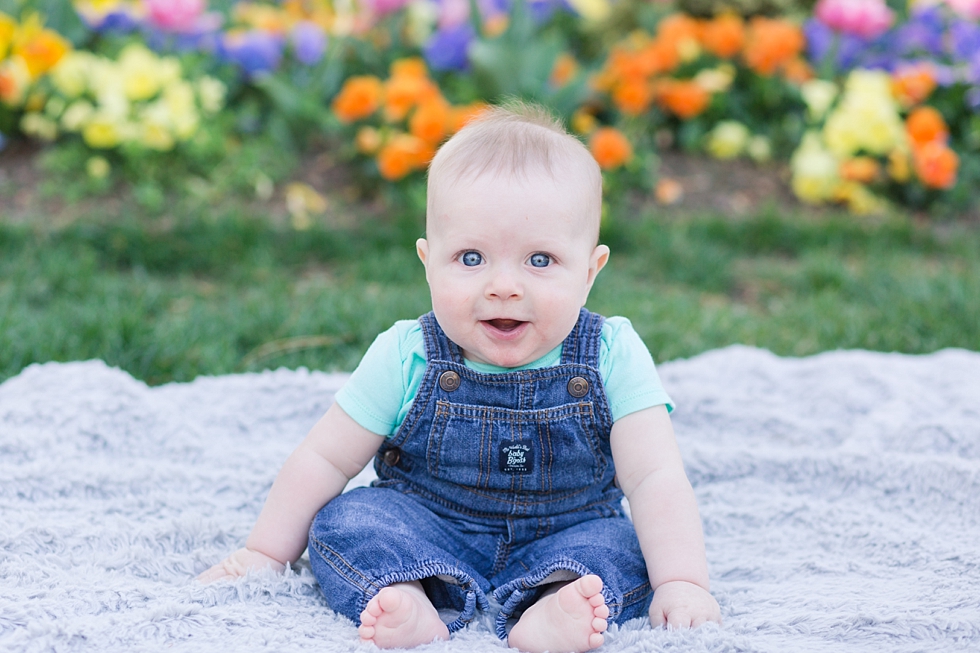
[499,442,533,474]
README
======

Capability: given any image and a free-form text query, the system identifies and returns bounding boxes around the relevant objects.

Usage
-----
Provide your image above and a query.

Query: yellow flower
[82,113,123,149]
[20,111,58,141]
[61,100,95,131]
[196,76,225,115]
[355,126,382,154]
[694,65,735,93]
[119,43,163,101]
[790,131,840,204]
[566,0,610,22]
[834,181,884,215]
[50,51,95,98]
[0,12,16,60]
[747,135,772,163]
[86,155,110,180]
[706,121,750,159]
[822,70,905,158]
[0,56,31,106]
[163,80,199,140]
[800,79,837,122]
[140,119,175,151]
[570,109,597,135]
[887,148,911,183]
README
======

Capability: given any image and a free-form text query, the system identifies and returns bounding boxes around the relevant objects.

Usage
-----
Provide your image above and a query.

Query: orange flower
[612,78,653,116]
[906,106,948,148]
[589,127,633,170]
[656,79,711,119]
[376,133,429,180]
[701,14,744,59]
[781,57,813,84]
[743,17,804,76]
[657,14,701,48]
[550,53,579,88]
[448,102,489,133]
[384,73,439,122]
[409,98,451,146]
[640,38,681,76]
[332,75,384,123]
[913,140,958,189]
[892,64,936,107]
[390,57,428,79]
[840,157,881,183]
[14,27,70,79]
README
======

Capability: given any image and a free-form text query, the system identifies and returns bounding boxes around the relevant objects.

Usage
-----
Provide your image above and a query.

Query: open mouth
[483,319,526,333]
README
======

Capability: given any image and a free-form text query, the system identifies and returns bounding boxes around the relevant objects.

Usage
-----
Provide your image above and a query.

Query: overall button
[567,376,590,398]
[382,448,401,467]
[439,370,461,392]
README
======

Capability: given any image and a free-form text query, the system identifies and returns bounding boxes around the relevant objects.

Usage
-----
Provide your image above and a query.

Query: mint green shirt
[335,316,674,437]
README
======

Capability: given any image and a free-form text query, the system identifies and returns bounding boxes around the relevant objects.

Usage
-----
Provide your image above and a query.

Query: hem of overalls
[491,558,617,640]
[309,531,490,634]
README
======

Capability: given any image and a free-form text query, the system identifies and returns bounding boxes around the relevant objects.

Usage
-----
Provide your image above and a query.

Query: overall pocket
[426,401,607,500]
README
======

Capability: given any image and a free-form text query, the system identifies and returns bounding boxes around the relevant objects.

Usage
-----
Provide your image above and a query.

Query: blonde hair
[426,101,602,239]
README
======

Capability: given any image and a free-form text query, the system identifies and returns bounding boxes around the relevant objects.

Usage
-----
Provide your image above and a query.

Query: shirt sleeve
[599,317,675,421]
[334,322,413,436]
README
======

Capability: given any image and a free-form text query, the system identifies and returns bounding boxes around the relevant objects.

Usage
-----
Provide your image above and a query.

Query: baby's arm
[609,405,721,629]
[197,402,385,582]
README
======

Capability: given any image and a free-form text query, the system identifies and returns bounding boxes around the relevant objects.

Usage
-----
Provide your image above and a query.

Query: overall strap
[559,308,604,368]
[418,312,465,364]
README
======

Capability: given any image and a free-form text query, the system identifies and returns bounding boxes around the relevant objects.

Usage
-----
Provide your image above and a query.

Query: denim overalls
[308,309,653,638]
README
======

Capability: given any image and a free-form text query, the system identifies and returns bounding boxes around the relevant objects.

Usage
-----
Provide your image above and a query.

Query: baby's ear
[589,244,610,277]
[416,238,429,266]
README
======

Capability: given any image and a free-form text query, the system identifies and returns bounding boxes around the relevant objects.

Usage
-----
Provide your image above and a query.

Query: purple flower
[424,23,475,72]
[894,7,946,57]
[97,11,140,33]
[291,22,327,65]
[219,30,284,77]
[950,20,980,63]
[966,86,980,110]
[804,18,835,63]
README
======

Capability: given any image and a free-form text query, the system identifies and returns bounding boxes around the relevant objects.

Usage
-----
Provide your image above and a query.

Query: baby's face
[417,169,608,368]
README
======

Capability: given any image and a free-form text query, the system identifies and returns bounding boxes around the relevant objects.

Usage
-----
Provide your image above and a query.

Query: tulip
[815,0,894,40]
[145,0,206,33]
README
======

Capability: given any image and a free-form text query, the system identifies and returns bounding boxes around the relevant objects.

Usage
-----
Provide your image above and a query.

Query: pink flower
[363,0,411,16]
[815,0,894,40]
[946,0,980,20]
[145,0,206,33]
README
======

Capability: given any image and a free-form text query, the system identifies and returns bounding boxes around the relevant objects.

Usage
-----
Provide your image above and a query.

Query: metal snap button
[382,448,401,467]
[439,370,461,392]
[567,376,589,398]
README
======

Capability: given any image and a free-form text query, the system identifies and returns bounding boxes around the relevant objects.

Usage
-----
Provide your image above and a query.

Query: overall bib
[308,309,653,638]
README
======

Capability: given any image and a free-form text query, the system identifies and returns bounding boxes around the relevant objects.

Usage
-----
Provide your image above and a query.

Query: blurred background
[0,0,977,385]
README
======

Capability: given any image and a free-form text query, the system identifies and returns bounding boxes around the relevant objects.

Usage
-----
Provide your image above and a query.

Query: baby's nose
[485,270,523,299]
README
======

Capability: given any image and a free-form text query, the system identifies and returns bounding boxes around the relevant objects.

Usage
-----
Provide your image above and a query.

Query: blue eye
[529,253,551,268]
[461,251,483,266]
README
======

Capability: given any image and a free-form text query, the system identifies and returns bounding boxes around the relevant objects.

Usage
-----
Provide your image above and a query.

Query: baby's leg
[493,514,652,650]
[507,574,609,653]
[307,487,493,643]
[359,580,449,648]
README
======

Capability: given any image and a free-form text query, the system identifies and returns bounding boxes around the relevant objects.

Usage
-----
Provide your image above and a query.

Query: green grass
[2,201,978,385]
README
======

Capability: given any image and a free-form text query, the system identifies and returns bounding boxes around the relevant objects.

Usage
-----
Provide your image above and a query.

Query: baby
[199,103,721,652]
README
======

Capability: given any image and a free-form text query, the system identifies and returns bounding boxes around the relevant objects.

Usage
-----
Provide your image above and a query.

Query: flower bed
[2,0,979,216]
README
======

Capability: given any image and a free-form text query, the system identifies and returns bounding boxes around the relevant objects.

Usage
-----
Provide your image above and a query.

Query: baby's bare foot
[507,574,609,653]
[358,581,450,649]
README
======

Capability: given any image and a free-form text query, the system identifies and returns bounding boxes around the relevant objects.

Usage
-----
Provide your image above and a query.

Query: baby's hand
[196,547,285,583]
[649,580,721,630]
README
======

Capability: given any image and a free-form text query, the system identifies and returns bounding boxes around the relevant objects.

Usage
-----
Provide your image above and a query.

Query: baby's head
[416,102,610,368]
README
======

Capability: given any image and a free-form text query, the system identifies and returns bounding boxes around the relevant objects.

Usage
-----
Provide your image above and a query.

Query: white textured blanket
[2,346,979,653]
